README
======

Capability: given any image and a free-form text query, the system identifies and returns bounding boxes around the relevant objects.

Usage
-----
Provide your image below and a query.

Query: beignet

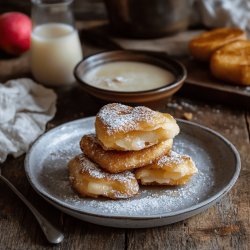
[189,27,246,62]
[135,151,198,185]
[95,103,179,151]
[68,154,139,199]
[80,134,173,173]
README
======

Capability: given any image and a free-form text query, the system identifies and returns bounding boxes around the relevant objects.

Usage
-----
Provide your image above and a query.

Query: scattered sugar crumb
[36,118,217,217]
[183,112,193,120]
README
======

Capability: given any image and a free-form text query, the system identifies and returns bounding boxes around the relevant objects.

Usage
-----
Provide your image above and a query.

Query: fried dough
[189,28,246,62]
[68,154,139,199]
[80,134,173,173]
[135,151,197,186]
[210,40,250,85]
[95,103,179,151]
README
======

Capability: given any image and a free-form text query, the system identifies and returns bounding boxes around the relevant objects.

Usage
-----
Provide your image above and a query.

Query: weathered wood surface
[0,79,249,250]
[0,25,249,250]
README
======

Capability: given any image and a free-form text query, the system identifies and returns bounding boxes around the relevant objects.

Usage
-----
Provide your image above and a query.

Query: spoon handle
[0,175,64,244]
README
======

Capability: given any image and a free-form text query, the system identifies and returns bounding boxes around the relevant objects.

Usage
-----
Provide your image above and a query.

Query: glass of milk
[31,0,83,86]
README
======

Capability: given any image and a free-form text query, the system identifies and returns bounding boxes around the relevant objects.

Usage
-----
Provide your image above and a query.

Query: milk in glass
[31,23,82,86]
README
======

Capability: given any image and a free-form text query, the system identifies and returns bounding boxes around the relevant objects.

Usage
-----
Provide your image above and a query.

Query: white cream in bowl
[83,61,175,92]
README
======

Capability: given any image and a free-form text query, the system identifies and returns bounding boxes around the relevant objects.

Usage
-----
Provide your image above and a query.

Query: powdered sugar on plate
[69,170,212,215]
[29,117,223,218]
[40,146,213,216]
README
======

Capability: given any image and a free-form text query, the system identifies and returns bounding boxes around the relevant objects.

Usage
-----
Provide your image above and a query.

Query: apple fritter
[68,154,139,199]
[210,40,250,85]
[95,103,179,151]
[80,134,173,173]
[135,151,198,186]
[189,28,246,62]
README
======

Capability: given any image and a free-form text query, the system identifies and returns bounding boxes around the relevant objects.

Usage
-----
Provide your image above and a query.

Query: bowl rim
[74,50,187,96]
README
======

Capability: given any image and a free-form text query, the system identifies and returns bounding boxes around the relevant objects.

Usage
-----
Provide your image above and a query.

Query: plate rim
[25,117,241,220]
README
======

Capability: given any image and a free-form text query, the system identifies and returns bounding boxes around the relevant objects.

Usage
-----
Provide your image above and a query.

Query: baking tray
[177,57,250,107]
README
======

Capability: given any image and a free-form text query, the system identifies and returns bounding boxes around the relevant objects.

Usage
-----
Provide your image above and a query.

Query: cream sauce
[83,61,175,92]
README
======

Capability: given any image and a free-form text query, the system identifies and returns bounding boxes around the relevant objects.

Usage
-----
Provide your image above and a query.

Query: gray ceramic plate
[25,117,240,228]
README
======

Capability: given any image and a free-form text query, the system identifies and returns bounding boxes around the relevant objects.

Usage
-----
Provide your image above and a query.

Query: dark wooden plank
[179,58,250,107]
[0,16,249,249]
[0,155,44,248]
[0,52,30,82]
[0,84,125,249]
[126,97,250,250]
[0,89,249,249]
[61,216,125,250]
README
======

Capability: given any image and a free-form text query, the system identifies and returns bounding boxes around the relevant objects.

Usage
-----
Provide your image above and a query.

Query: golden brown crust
[80,134,173,173]
[210,40,250,85]
[189,28,246,62]
[68,154,139,199]
[135,151,198,186]
[95,103,179,151]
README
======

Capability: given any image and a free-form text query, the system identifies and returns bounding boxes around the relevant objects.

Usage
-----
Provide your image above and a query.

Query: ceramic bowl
[74,50,187,107]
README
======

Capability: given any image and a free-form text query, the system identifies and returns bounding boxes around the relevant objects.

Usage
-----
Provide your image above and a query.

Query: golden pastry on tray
[95,103,179,151]
[80,134,173,173]
[135,151,198,186]
[189,27,246,62]
[68,154,139,199]
[210,40,250,86]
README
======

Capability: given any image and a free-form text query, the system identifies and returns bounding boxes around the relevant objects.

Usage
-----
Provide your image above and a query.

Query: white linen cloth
[0,78,57,163]
[191,0,250,31]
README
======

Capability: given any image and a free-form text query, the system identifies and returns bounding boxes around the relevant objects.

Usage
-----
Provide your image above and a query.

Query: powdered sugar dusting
[77,154,136,183]
[157,150,190,167]
[46,168,213,216]
[97,103,156,134]
[77,170,212,215]
[38,132,216,216]
[29,117,232,219]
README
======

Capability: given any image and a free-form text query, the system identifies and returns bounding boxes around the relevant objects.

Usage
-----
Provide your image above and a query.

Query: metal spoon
[0,167,64,244]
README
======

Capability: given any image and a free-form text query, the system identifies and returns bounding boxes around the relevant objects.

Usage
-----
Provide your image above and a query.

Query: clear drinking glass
[31,0,83,86]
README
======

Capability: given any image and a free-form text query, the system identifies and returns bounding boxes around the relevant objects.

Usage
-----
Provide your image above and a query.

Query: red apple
[0,12,32,55]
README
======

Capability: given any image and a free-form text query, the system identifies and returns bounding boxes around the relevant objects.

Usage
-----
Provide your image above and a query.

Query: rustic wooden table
[0,25,249,250]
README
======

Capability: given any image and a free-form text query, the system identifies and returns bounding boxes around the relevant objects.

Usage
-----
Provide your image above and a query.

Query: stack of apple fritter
[68,103,198,199]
